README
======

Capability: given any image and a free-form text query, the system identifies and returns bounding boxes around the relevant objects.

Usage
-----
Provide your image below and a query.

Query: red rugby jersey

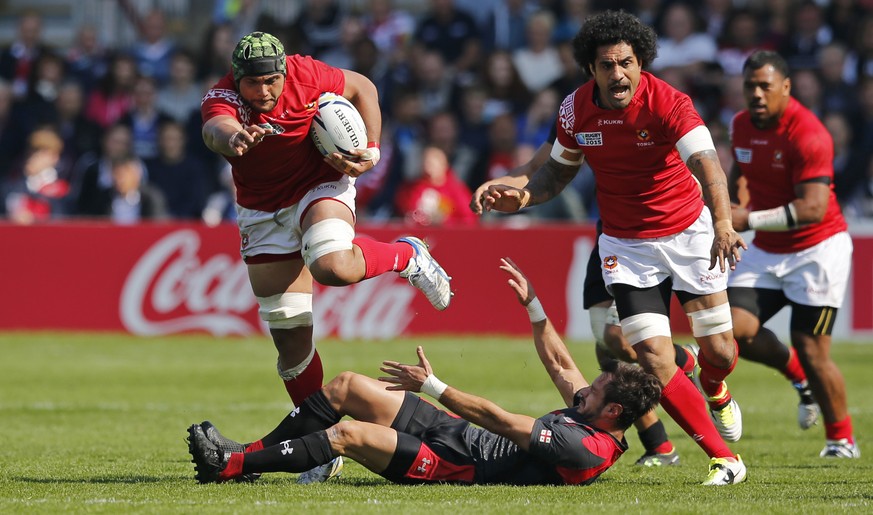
[555,72,705,238]
[201,55,345,212]
[730,97,847,253]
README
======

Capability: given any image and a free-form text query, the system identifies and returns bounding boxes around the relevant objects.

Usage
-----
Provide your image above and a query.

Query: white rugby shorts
[598,208,727,295]
[236,177,357,259]
[728,231,852,308]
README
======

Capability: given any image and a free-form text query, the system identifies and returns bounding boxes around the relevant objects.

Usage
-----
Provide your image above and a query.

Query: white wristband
[526,297,547,323]
[748,204,798,231]
[420,374,448,399]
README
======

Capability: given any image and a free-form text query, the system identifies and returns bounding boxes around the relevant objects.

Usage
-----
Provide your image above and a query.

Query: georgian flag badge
[539,429,553,443]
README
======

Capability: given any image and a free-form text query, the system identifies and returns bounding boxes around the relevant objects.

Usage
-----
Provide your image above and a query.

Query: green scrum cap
[232,31,286,83]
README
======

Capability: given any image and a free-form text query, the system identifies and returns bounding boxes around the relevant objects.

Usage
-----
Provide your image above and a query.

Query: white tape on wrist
[526,297,547,323]
[361,146,381,166]
[421,374,448,399]
[748,204,798,231]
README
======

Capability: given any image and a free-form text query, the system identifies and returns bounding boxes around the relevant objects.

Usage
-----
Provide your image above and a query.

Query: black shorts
[583,221,612,309]
[381,393,476,484]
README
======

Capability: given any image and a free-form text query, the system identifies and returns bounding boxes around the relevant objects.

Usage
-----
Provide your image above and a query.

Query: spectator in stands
[296,0,346,61]
[202,162,237,227]
[549,40,589,98]
[422,110,481,188]
[455,85,491,158]
[363,0,415,66]
[791,68,826,119]
[552,0,591,44]
[825,0,865,47]
[512,10,563,94]
[395,145,476,227]
[481,50,531,120]
[826,112,871,218]
[413,0,481,80]
[317,16,367,70]
[819,42,859,117]
[145,120,210,220]
[481,0,536,52]
[64,24,108,95]
[850,14,873,82]
[196,22,237,82]
[119,75,174,160]
[480,112,520,188]
[404,50,461,118]
[17,51,67,126]
[716,9,774,76]
[128,8,176,87]
[0,80,23,179]
[780,0,833,72]
[84,52,137,129]
[73,123,139,216]
[2,127,71,223]
[516,87,560,148]
[0,10,51,100]
[156,49,203,124]
[651,3,718,84]
[48,81,102,171]
[700,0,732,41]
[94,155,168,224]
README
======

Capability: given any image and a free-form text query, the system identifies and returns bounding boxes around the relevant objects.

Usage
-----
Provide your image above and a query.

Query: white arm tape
[748,204,798,231]
[526,297,547,323]
[421,374,448,399]
[550,141,585,166]
[676,125,716,163]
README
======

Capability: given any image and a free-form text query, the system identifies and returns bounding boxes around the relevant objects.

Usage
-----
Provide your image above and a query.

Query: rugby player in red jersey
[187,258,661,486]
[728,50,858,458]
[482,10,747,485]
[200,32,452,480]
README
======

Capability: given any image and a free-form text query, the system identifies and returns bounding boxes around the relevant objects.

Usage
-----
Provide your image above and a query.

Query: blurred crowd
[3,0,873,227]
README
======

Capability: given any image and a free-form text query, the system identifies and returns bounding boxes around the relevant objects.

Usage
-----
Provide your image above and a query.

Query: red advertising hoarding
[1,221,870,340]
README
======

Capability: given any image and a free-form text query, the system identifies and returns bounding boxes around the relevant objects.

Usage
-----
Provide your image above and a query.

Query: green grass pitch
[1,332,871,514]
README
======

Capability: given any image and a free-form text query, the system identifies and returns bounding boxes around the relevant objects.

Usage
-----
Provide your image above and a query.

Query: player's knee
[689,303,732,338]
[302,219,355,284]
[258,292,313,330]
[329,420,368,449]
[323,371,357,400]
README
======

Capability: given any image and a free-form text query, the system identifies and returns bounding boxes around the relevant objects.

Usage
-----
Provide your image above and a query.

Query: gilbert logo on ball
[310,92,368,158]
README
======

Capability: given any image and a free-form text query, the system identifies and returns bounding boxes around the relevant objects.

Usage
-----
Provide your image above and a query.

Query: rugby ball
[310,92,368,158]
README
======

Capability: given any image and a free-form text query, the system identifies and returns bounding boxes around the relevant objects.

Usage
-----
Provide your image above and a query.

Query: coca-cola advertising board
[1,221,871,340]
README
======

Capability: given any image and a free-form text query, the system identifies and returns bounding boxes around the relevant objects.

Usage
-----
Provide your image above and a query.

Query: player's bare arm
[500,257,588,406]
[732,179,831,232]
[472,142,551,214]
[486,157,579,213]
[326,69,382,177]
[380,346,537,450]
[203,115,272,157]
[687,149,747,271]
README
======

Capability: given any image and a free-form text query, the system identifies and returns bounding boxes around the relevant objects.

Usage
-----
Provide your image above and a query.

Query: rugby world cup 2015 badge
[575,132,603,146]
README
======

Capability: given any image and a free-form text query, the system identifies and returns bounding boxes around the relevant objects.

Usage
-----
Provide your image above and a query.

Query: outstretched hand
[228,124,273,156]
[498,257,536,306]
[379,346,434,392]
[481,185,529,213]
[710,221,747,272]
